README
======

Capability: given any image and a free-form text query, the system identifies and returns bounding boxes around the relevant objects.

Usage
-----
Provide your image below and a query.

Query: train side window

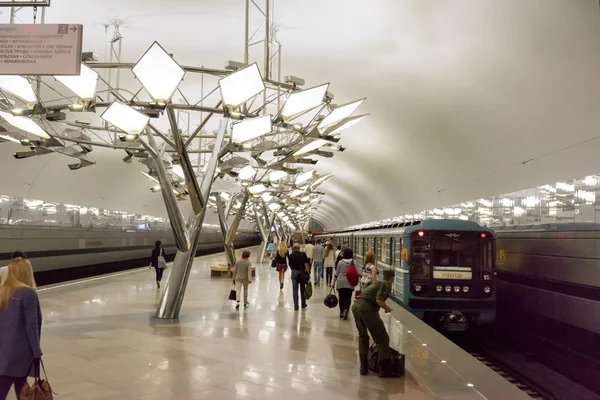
[379,237,388,263]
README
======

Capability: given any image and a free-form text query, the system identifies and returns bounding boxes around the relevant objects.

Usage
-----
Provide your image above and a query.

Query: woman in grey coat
[332,247,362,320]
[0,258,42,400]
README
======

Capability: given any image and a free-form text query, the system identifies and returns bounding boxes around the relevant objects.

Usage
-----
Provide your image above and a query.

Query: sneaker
[280,283,283,290]
[157,281,160,289]
[235,303,240,310]
[244,302,249,307]
[302,304,307,310]
[339,313,344,319]
[294,306,299,311]
[343,310,349,320]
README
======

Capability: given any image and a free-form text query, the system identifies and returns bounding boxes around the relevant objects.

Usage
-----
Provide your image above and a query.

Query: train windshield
[432,237,493,278]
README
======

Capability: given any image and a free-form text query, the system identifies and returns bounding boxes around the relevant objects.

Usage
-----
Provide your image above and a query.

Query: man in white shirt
[304,239,314,260]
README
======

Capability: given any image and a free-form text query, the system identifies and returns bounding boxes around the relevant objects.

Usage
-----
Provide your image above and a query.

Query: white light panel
[0,111,49,139]
[290,189,304,197]
[318,98,365,133]
[132,42,185,102]
[238,165,256,180]
[232,115,272,143]
[261,192,273,202]
[55,64,99,100]
[219,63,265,109]
[327,114,369,136]
[0,76,36,103]
[269,170,288,181]
[101,102,150,135]
[295,170,315,185]
[293,139,328,157]
[268,203,281,211]
[281,83,328,121]
[249,184,267,194]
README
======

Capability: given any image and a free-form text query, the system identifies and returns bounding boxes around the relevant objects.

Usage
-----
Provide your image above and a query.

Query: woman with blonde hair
[0,258,43,400]
[360,251,378,290]
[273,241,290,290]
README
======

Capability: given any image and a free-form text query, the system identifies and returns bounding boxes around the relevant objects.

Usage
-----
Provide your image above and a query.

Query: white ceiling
[2,0,600,230]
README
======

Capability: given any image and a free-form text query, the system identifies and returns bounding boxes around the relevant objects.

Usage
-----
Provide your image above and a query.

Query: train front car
[401,220,496,331]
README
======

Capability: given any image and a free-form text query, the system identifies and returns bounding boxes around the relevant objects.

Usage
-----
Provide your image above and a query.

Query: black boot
[359,354,369,375]
[378,358,396,378]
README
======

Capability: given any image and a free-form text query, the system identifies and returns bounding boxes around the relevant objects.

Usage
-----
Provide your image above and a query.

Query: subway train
[0,224,260,285]
[315,219,497,331]
[493,222,600,394]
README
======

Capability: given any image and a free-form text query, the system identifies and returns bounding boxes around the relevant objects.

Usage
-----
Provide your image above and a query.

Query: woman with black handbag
[151,240,167,289]
[0,258,43,400]
[273,242,290,290]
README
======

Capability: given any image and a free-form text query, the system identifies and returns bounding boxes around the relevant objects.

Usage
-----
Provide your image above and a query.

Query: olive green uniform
[351,280,392,360]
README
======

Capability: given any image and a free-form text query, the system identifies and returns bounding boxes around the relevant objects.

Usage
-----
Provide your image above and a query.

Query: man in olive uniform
[351,269,395,377]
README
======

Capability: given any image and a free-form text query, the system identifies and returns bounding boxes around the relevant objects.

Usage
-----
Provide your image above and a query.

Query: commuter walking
[304,239,314,263]
[332,248,361,320]
[361,251,378,290]
[0,251,28,285]
[267,241,275,257]
[233,250,253,309]
[334,245,343,266]
[289,244,310,311]
[0,258,43,400]
[151,240,167,288]
[274,242,289,290]
[323,242,336,286]
[312,240,325,286]
[352,270,396,377]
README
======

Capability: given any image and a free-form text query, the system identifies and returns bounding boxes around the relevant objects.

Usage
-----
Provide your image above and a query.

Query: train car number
[433,271,472,280]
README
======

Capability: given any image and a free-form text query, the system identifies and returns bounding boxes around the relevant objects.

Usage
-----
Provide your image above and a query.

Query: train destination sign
[0,24,83,75]
[433,266,473,280]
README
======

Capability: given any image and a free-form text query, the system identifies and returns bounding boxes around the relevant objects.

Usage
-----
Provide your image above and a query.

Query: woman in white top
[360,251,378,290]
[323,242,336,286]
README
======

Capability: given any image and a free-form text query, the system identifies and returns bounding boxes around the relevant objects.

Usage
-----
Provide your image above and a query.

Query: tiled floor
[6,247,520,399]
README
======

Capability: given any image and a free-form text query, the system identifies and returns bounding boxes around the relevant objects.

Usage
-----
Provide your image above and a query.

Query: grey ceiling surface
[2,0,600,229]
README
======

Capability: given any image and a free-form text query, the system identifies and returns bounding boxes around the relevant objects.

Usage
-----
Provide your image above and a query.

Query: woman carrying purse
[0,257,43,400]
[151,240,167,289]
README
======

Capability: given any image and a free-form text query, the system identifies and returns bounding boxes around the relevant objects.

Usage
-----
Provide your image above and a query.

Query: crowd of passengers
[0,238,397,400]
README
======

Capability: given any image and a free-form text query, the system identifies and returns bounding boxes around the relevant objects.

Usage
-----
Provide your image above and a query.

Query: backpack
[346,261,359,287]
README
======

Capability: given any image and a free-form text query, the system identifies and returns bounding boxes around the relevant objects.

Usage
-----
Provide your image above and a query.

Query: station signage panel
[0,24,83,75]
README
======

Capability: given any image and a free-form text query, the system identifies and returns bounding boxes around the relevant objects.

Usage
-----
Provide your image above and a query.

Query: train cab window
[482,241,494,274]
[432,240,479,270]
[410,238,431,277]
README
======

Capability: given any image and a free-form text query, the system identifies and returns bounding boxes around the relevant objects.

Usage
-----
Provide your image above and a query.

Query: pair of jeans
[313,261,324,284]
[338,288,354,315]
[291,269,306,309]
[325,267,333,284]
[0,376,26,400]
[154,267,164,282]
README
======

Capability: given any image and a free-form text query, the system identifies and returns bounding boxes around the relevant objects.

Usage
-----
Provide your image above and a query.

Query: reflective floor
[7,247,527,400]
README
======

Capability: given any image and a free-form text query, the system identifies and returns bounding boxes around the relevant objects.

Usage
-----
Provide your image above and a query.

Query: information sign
[0,24,83,75]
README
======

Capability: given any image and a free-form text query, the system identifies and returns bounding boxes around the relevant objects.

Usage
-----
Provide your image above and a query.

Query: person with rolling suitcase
[351,269,400,377]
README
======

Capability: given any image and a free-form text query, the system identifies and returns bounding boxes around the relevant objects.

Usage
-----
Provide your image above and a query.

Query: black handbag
[228,282,237,301]
[271,259,277,268]
[368,343,405,376]
[297,270,310,284]
[324,289,338,308]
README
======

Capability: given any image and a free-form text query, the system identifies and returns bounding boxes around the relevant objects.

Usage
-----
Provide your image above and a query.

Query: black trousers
[325,267,333,284]
[154,267,164,282]
[338,288,354,314]
[0,376,26,400]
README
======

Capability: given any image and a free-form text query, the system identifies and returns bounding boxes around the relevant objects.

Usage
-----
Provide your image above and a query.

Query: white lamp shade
[172,164,185,179]
[281,83,329,121]
[0,111,49,139]
[261,192,273,202]
[101,102,150,135]
[238,165,256,180]
[293,139,328,157]
[327,114,369,136]
[219,63,265,109]
[268,203,281,211]
[300,195,310,202]
[295,170,314,185]
[55,64,99,100]
[311,173,333,188]
[0,76,36,103]
[277,211,286,217]
[132,42,185,102]
[249,184,267,194]
[0,134,20,143]
[232,115,272,143]
[269,170,288,181]
[318,98,365,133]
[290,189,304,197]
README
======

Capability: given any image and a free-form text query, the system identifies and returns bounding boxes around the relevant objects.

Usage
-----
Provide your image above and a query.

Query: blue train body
[316,219,497,330]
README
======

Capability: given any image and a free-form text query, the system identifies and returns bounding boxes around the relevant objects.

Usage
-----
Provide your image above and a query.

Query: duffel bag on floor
[367,343,405,376]
[305,281,313,300]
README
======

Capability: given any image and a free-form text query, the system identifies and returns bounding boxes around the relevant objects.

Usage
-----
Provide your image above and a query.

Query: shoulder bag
[158,248,167,269]
[20,359,54,400]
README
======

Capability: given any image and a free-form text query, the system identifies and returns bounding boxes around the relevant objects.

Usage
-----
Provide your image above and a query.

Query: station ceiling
[1,0,600,229]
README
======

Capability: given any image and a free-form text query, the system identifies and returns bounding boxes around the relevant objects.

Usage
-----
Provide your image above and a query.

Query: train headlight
[414,284,422,292]
[436,285,443,292]
[484,274,491,281]
[454,286,460,293]
[463,286,469,293]
[484,286,491,294]
[445,286,451,293]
